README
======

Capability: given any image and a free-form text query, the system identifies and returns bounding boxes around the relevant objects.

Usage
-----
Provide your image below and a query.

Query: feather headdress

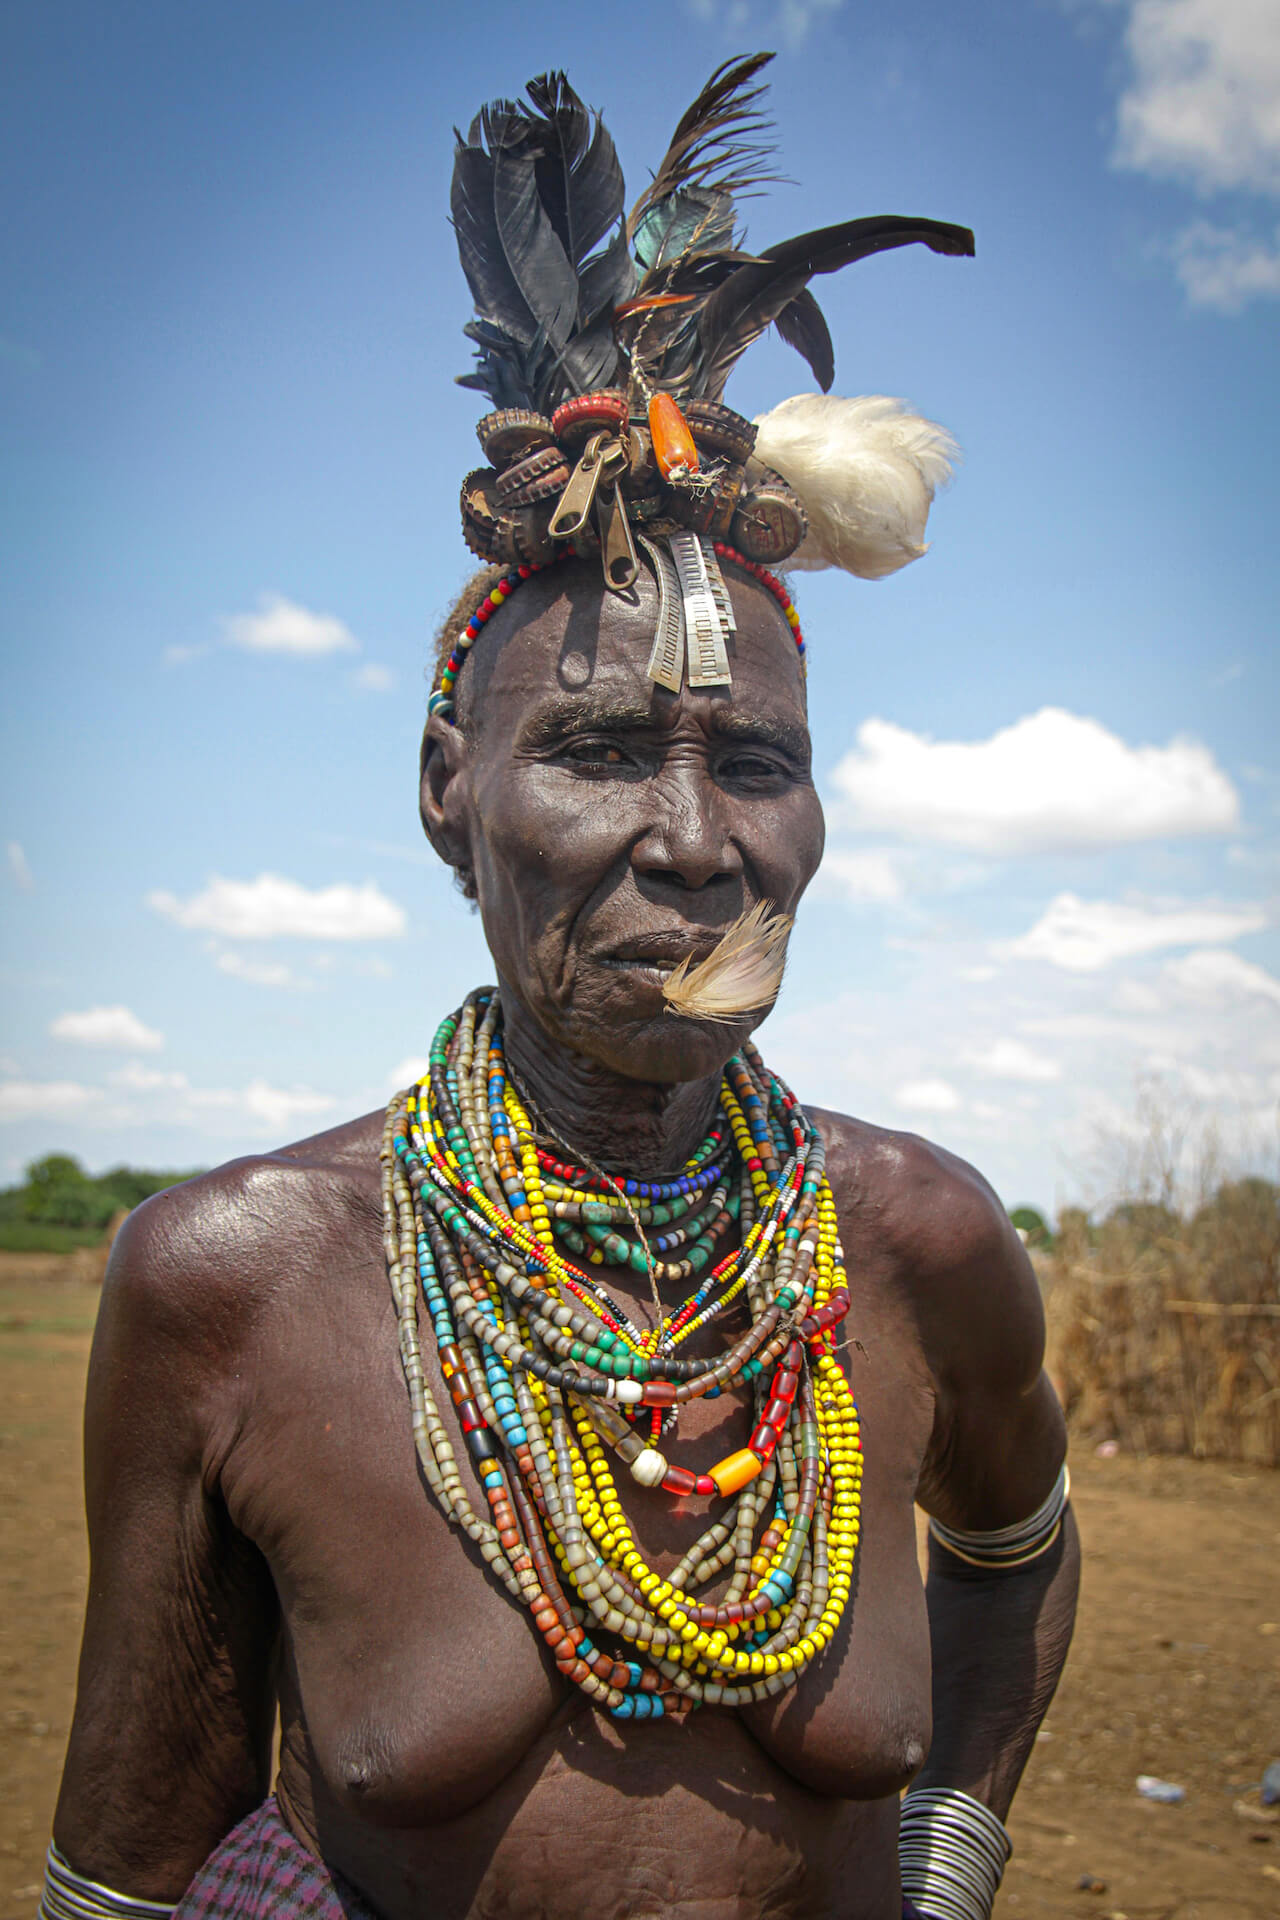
[445,53,971,695]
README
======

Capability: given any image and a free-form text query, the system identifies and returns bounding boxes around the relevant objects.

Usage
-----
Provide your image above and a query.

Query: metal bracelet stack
[927,1464,1069,1570]
[898,1787,1012,1920]
[41,1846,176,1920]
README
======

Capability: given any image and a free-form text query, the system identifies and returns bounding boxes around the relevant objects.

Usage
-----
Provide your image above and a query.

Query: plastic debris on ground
[1136,1774,1186,1804]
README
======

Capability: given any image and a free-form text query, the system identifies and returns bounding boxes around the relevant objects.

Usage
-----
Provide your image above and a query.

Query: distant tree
[1010,1205,1052,1249]
[97,1163,195,1212]
[0,1154,203,1245]
[21,1152,116,1230]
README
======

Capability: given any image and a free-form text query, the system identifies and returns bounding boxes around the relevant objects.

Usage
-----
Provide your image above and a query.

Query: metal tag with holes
[641,536,685,692]
[669,530,732,688]
[701,539,737,638]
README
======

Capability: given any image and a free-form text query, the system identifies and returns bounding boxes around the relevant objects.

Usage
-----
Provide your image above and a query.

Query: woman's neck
[499,989,723,1179]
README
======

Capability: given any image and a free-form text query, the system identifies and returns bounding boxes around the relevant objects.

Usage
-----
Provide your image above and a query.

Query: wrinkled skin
[53,560,1077,1920]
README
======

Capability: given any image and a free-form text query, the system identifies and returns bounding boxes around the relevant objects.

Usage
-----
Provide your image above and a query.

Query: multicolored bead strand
[381,988,862,1718]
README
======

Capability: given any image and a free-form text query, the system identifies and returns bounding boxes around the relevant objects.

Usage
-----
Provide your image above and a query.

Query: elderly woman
[46,57,1077,1920]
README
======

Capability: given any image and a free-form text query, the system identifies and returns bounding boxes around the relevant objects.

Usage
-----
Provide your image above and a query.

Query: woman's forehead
[477,564,809,729]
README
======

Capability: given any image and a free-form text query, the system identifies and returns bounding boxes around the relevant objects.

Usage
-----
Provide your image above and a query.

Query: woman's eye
[560,740,629,769]
[720,753,787,783]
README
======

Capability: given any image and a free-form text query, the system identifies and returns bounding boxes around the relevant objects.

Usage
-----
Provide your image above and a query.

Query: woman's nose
[631,764,744,891]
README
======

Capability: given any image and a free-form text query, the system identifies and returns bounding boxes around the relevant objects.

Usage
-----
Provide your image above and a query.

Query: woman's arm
[53,1185,280,1901]
[905,1163,1080,1916]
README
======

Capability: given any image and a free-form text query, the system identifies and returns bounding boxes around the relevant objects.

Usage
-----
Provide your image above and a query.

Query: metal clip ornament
[548,432,609,539]
[548,431,628,541]
[599,482,639,591]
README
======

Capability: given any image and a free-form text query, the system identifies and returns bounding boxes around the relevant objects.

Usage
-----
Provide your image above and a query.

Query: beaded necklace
[381,988,862,1720]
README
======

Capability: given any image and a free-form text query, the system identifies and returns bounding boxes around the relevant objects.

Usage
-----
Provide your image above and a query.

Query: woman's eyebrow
[711,710,811,763]
[515,694,811,763]
[516,695,667,746]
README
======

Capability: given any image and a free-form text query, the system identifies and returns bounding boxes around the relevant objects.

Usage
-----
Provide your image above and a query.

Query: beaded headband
[428,543,805,724]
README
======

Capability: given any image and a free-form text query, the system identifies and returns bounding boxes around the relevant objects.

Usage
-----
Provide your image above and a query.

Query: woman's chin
[568,977,757,1083]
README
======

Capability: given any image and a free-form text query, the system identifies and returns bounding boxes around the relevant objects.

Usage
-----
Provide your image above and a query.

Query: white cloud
[225,595,359,657]
[1172,217,1280,308]
[163,642,210,666]
[1162,945,1280,1004]
[0,1079,103,1121]
[109,1064,190,1091]
[829,708,1238,853]
[50,1004,164,1051]
[815,848,905,903]
[352,663,395,693]
[387,1056,431,1092]
[1004,892,1267,972]
[960,1038,1063,1082]
[1115,0,1280,197]
[894,1076,962,1113]
[7,841,34,890]
[148,873,406,941]
[240,1080,336,1133]
[216,950,307,989]
[174,1081,333,1135]
[687,0,845,51]
[52,1067,337,1136]
[1107,1,1280,310]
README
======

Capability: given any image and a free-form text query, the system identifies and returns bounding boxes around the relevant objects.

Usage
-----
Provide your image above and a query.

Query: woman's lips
[600,932,724,969]
[596,935,724,995]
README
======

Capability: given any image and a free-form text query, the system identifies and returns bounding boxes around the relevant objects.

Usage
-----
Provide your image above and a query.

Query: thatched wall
[1042,1181,1280,1468]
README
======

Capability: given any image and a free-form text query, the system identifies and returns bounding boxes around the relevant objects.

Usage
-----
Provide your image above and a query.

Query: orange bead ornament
[648,392,700,480]
[708,1448,765,1497]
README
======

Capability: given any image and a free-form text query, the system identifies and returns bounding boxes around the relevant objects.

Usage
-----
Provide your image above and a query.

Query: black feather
[525,73,625,272]
[696,215,976,398]
[492,134,578,353]
[772,288,834,391]
[451,74,633,409]
[451,141,537,347]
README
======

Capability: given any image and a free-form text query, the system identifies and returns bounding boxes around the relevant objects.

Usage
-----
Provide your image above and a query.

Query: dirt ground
[2,1255,1277,1920]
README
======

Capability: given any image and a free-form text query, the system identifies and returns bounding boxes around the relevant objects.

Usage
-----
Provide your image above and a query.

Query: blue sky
[2,0,1277,1215]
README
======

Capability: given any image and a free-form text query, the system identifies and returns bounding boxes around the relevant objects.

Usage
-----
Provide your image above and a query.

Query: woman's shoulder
[804,1104,1039,1362]
[100,1107,386,1346]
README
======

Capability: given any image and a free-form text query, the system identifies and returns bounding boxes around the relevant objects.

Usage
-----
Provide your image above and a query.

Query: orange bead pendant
[648,392,700,480]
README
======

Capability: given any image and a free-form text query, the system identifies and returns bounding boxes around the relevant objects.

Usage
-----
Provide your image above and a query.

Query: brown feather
[627,52,780,242]
[662,901,793,1022]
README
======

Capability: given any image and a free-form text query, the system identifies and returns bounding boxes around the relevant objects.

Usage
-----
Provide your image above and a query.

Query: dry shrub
[1044,1089,1280,1467]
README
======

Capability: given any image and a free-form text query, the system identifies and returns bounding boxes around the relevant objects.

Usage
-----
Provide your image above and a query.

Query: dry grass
[1044,1177,1280,1467]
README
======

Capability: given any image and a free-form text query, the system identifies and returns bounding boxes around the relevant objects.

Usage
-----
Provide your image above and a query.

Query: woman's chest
[223,1243,935,1826]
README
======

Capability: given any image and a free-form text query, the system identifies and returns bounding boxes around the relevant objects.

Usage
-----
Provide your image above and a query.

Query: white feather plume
[752,393,958,580]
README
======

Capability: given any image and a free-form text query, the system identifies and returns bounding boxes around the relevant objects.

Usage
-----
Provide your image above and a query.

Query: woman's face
[422,561,825,1084]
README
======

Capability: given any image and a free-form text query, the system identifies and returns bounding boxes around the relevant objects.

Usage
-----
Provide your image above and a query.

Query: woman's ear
[419,714,475,890]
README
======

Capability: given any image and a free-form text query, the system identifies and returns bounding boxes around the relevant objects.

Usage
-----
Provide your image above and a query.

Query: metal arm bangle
[898,1786,1012,1920]
[927,1464,1069,1571]
[41,1845,177,1920]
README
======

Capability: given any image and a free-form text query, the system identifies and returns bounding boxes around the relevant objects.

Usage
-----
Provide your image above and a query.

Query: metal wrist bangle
[898,1787,1012,1920]
[41,1845,177,1920]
